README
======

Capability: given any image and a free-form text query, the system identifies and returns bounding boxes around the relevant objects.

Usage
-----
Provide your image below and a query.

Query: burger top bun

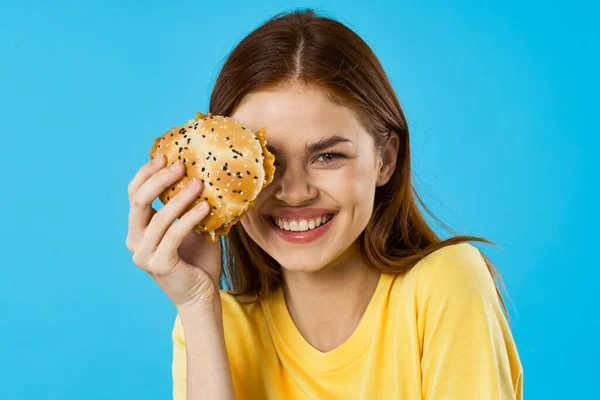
[149,112,275,242]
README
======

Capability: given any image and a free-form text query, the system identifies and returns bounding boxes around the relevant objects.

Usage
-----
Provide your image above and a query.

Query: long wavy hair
[208,8,509,315]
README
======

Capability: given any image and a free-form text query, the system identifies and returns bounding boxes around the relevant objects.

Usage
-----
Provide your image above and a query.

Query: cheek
[333,164,378,200]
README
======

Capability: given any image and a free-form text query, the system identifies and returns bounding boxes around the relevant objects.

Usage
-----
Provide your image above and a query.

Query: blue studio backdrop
[1,0,597,398]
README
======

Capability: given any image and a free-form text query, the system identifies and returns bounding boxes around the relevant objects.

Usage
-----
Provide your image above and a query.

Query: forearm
[178,301,236,400]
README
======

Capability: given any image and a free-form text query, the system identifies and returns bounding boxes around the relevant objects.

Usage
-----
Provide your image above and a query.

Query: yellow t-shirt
[172,242,523,399]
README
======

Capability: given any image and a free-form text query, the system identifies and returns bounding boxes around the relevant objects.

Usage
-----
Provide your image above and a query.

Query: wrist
[176,293,222,322]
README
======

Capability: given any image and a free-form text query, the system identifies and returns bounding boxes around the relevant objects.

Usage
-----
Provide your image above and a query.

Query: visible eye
[314,152,347,164]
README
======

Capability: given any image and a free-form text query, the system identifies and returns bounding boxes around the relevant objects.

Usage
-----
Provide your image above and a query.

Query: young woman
[126,9,523,400]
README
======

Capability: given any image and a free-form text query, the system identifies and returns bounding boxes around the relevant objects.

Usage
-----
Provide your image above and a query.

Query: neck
[280,244,381,353]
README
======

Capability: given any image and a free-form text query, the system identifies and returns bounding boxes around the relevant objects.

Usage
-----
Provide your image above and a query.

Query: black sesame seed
[246,171,250,175]
[192,161,196,165]
[175,141,179,145]
[225,136,229,140]
[202,135,205,138]
[254,176,258,179]
[211,128,214,132]
[167,196,170,200]
[179,147,183,153]
[171,187,175,191]
[216,178,220,181]
[222,166,227,171]
[201,167,205,172]
[233,156,237,159]
[213,157,216,161]
[218,195,223,199]
[178,155,181,160]
[204,197,208,200]
[212,206,217,210]
[255,158,258,163]
[209,182,213,186]
[184,173,188,177]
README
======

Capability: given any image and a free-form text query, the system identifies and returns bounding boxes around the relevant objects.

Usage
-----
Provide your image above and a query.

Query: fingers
[127,155,167,198]
[152,201,211,274]
[142,177,205,251]
[127,157,185,250]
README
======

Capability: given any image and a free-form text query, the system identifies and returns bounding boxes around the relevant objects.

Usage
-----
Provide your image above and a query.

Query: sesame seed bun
[149,112,275,242]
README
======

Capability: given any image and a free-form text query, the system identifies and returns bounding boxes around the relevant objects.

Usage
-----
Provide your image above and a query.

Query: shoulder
[401,242,498,304]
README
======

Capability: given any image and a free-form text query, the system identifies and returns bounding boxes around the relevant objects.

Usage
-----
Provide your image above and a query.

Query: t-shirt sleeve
[172,313,187,400]
[418,243,523,399]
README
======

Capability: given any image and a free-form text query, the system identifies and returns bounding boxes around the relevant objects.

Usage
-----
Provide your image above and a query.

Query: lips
[265,208,339,219]
[265,212,338,244]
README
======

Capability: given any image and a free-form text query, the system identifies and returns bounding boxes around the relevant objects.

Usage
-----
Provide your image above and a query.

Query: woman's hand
[125,155,223,309]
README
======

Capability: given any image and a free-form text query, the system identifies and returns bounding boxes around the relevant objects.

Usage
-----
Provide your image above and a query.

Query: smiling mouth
[268,214,337,231]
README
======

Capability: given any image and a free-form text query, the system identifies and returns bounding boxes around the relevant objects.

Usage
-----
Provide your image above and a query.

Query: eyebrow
[266,135,354,156]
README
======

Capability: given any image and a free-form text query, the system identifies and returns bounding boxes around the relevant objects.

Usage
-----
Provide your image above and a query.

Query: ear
[376,131,400,187]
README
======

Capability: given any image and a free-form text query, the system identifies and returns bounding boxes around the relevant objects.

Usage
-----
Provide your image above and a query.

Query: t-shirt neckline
[262,271,392,373]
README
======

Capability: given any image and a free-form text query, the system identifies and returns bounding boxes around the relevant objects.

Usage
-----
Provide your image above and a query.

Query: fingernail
[187,177,199,189]
[152,154,164,165]
[195,201,208,211]
[169,161,182,171]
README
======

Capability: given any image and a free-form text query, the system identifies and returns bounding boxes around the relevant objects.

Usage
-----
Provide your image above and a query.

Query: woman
[126,9,523,399]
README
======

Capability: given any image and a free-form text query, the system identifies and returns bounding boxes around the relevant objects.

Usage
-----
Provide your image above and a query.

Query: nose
[274,164,318,206]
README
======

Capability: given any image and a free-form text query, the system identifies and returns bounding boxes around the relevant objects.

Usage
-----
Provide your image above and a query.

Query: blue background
[1,0,596,398]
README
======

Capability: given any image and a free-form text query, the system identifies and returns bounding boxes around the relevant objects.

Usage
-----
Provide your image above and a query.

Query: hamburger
[149,112,275,242]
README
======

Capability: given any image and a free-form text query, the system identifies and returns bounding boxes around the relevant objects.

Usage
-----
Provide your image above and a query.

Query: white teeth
[272,215,333,232]
[298,220,309,231]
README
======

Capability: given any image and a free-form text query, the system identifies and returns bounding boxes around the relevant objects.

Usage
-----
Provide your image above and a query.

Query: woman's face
[231,84,395,274]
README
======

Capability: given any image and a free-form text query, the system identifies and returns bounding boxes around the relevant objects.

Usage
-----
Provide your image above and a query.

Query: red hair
[209,9,509,315]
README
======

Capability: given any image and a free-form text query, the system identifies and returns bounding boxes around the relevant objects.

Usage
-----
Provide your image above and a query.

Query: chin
[274,256,329,274]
